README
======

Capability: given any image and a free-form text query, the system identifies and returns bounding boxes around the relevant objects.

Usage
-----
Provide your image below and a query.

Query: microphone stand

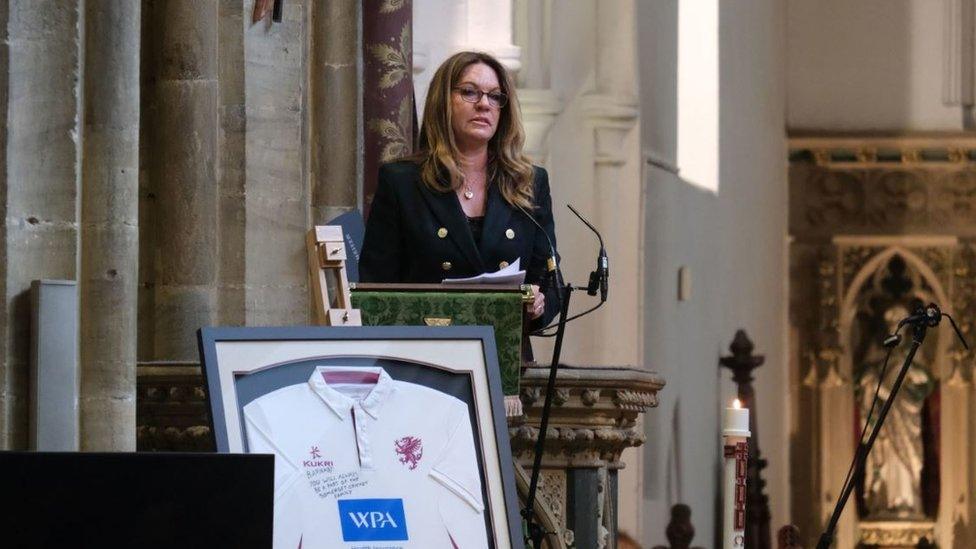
[522,281,573,548]
[815,310,944,548]
[522,204,607,547]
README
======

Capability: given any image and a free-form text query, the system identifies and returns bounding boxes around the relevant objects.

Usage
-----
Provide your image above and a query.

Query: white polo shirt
[243,366,489,548]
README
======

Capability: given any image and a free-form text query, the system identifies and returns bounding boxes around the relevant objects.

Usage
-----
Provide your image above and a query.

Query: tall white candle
[723,398,751,549]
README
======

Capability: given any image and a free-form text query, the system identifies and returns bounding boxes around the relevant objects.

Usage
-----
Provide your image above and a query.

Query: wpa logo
[337,498,409,542]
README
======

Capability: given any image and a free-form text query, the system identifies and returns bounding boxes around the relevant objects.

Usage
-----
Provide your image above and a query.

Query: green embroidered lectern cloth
[351,283,526,396]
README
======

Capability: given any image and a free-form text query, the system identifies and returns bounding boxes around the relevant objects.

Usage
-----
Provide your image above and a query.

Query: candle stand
[720,330,773,549]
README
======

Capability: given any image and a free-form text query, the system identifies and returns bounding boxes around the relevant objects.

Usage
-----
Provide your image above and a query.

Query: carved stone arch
[839,245,954,379]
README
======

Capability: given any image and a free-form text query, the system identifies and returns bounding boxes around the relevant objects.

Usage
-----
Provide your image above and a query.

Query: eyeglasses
[453,86,508,108]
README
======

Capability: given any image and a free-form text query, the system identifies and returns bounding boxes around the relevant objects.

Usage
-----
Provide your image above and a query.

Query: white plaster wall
[639,0,788,546]
[787,0,963,130]
[718,0,789,541]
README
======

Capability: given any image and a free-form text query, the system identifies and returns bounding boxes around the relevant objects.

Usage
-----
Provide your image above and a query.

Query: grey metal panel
[30,280,79,451]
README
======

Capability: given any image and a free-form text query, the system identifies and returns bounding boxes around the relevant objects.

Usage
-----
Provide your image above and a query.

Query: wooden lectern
[306,226,531,397]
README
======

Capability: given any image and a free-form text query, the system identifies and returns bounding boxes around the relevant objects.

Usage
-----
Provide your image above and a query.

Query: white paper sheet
[441,258,525,285]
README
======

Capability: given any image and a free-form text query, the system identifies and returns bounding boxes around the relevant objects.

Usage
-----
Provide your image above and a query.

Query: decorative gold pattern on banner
[379,0,405,14]
[369,24,411,90]
[367,96,412,162]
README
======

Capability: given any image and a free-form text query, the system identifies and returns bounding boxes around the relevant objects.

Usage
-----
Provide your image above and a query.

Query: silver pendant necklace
[462,171,484,200]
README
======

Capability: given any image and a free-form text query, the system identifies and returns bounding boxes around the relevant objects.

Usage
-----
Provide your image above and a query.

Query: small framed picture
[198,325,524,549]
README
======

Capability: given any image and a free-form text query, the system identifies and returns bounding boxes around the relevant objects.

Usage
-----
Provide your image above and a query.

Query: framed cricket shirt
[243,366,489,548]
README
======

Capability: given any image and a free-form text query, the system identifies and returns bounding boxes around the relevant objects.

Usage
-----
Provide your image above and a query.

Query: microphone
[884,304,940,348]
[884,303,970,350]
[567,205,608,302]
[895,303,942,331]
[598,246,609,302]
[515,204,560,297]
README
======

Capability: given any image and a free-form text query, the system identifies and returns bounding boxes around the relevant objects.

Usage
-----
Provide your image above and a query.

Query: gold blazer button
[505,229,515,239]
[437,227,448,238]
[499,261,509,269]
[442,261,452,271]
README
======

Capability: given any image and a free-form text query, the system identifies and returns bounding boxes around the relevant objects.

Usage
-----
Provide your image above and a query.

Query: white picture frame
[197,325,524,549]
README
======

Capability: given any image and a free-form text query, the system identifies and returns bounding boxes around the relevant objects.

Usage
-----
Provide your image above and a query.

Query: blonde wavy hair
[413,51,536,209]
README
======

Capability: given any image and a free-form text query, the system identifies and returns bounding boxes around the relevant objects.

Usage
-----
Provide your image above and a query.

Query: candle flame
[732,398,742,409]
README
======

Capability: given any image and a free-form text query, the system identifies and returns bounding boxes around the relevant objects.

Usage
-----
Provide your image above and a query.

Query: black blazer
[359,160,560,326]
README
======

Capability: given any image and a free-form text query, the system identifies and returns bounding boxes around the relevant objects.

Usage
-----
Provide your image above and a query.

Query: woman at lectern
[359,51,560,327]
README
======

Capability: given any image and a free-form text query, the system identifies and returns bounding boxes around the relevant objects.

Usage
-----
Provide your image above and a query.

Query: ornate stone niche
[790,136,976,549]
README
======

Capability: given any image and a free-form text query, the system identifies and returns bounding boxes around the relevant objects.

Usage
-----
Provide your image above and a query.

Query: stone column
[1,1,82,449]
[466,0,520,72]
[362,0,413,215]
[243,0,310,326]
[78,0,140,451]
[513,0,561,162]
[142,0,219,361]
[310,0,360,224]
[942,0,975,117]
[578,0,640,365]
[216,0,247,326]
[413,0,521,120]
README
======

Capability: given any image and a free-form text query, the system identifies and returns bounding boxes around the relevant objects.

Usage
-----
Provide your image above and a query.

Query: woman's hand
[527,284,545,319]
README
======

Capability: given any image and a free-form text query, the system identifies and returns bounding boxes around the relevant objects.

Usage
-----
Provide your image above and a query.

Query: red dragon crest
[394,436,423,470]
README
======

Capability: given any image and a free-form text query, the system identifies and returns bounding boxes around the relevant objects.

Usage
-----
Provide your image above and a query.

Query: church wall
[787,0,962,131]
[638,0,788,546]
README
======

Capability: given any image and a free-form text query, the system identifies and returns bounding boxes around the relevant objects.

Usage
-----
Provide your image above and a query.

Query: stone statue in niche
[855,303,935,519]
[849,253,940,521]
